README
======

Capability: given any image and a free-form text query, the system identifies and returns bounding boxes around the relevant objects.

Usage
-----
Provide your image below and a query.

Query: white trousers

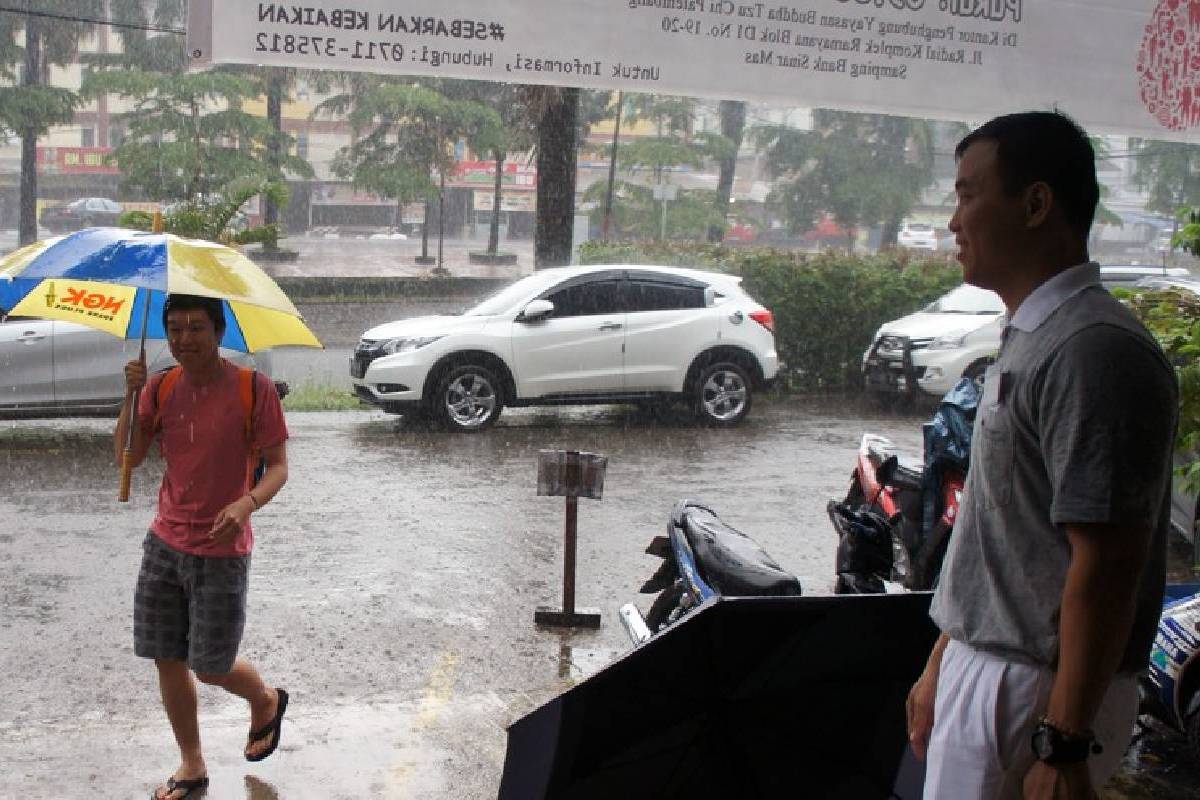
[922,639,1138,800]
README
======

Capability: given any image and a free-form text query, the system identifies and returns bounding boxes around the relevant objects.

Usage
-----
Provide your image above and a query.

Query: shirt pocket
[975,366,1014,509]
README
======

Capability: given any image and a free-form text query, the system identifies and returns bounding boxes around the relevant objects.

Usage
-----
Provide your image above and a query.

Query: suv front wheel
[694,361,752,426]
[433,364,504,432]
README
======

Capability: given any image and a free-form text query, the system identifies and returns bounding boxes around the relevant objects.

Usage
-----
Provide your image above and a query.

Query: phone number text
[255,33,404,61]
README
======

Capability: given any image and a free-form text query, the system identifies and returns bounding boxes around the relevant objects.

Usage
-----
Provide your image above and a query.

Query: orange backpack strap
[237,367,261,485]
[237,367,256,443]
[152,366,184,433]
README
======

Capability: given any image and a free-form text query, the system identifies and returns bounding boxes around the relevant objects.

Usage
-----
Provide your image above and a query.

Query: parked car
[754,228,808,249]
[350,264,779,431]
[897,221,938,250]
[863,283,1004,397]
[861,265,1192,400]
[722,223,756,244]
[39,197,123,232]
[0,308,282,418]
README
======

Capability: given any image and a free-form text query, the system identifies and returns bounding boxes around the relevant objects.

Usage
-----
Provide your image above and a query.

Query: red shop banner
[37,147,120,175]
[448,161,536,190]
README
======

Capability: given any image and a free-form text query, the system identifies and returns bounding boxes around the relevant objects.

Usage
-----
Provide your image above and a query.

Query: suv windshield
[464,273,556,316]
[923,284,1005,314]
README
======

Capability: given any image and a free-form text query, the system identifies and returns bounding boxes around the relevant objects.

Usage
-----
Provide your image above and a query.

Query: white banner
[474,190,537,212]
[188,1,1200,142]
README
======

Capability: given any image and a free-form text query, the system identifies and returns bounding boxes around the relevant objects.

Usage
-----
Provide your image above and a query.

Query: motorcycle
[618,498,802,645]
[1140,583,1200,762]
[828,378,978,594]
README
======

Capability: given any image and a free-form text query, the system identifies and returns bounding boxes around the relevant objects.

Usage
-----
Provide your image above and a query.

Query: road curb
[276,275,512,301]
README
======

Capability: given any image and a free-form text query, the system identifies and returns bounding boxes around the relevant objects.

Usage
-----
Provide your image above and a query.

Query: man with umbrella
[115,293,291,800]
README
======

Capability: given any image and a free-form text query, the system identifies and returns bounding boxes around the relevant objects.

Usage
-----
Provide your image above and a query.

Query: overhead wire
[0,6,185,36]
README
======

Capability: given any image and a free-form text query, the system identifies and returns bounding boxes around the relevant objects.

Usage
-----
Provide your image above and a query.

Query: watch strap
[1032,717,1102,765]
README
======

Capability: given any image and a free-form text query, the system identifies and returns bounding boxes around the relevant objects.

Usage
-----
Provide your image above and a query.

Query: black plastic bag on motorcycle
[828,502,904,594]
[831,377,979,594]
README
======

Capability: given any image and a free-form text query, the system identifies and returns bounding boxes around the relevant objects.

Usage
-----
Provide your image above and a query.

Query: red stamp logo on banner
[1138,0,1200,131]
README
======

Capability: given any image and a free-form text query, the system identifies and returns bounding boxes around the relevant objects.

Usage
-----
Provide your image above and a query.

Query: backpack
[153,365,265,487]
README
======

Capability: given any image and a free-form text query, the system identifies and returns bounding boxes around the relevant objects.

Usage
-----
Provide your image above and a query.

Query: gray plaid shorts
[133,532,251,674]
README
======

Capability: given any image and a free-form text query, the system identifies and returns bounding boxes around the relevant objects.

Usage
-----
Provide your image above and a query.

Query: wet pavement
[2,400,1199,798]
[0,400,908,798]
[3,291,1200,798]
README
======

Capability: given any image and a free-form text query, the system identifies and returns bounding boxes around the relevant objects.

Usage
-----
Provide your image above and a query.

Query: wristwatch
[1031,717,1102,765]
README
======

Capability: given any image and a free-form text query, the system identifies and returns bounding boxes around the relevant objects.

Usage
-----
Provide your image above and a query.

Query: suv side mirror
[519,299,555,322]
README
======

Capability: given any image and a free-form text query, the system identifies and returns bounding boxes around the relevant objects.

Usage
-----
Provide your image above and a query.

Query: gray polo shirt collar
[1008,261,1101,333]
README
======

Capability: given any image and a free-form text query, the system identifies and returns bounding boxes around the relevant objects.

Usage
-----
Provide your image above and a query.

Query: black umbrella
[500,593,938,800]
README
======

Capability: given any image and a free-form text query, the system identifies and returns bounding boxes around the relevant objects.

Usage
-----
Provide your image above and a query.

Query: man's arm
[1049,521,1150,733]
[208,441,288,544]
[113,359,152,468]
[248,441,288,509]
[907,631,950,760]
[1023,521,1151,799]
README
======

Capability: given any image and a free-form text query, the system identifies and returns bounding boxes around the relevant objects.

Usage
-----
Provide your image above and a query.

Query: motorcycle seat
[892,458,924,490]
[673,501,803,597]
[879,454,924,492]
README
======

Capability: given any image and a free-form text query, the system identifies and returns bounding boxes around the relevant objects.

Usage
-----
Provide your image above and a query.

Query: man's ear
[1025,182,1052,227]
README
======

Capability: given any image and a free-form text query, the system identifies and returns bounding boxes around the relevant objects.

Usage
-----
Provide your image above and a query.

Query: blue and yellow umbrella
[0,227,321,352]
[0,227,322,501]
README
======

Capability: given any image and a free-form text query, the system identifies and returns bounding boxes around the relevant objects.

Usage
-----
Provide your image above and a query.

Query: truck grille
[351,339,384,379]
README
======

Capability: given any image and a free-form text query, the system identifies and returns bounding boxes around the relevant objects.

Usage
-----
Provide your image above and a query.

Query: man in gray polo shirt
[904,112,1177,800]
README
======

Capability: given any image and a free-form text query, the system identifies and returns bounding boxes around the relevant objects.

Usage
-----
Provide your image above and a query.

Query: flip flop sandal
[151,775,209,800]
[245,687,289,762]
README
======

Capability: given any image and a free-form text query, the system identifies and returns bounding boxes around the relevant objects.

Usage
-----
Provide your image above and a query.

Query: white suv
[862,265,1192,399]
[897,222,939,250]
[350,264,779,431]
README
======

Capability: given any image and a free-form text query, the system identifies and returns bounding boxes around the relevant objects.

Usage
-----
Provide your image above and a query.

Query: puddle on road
[554,636,625,683]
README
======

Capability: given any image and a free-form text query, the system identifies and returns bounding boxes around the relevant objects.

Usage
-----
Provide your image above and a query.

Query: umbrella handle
[118,449,135,503]
[118,299,152,503]
[117,383,142,503]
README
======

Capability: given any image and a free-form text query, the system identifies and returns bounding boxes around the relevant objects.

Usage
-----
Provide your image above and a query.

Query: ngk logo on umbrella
[19,279,137,336]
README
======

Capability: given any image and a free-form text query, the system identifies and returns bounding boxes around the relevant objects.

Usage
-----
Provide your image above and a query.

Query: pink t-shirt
[137,360,288,557]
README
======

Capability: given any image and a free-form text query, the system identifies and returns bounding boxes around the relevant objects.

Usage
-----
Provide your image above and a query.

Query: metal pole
[563,494,578,617]
[438,169,445,270]
[562,452,581,617]
[601,91,623,241]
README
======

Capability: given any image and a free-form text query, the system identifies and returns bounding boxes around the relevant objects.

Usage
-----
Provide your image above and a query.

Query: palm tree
[315,78,499,269]
[1,0,104,244]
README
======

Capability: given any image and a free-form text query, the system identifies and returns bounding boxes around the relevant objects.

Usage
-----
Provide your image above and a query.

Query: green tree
[440,80,532,258]
[1131,140,1200,245]
[708,100,746,243]
[582,180,722,241]
[91,1,313,234]
[0,1,104,245]
[118,175,288,247]
[526,86,612,265]
[613,94,734,242]
[84,67,309,203]
[315,78,500,267]
[530,86,580,267]
[755,110,936,250]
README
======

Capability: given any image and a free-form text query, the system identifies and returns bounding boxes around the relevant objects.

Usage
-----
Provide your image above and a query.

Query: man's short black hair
[955,111,1099,238]
[163,293,226,337]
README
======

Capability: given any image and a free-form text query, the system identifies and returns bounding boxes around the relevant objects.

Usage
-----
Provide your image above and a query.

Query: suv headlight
[378,335,443,355]
[927,330,970,350]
